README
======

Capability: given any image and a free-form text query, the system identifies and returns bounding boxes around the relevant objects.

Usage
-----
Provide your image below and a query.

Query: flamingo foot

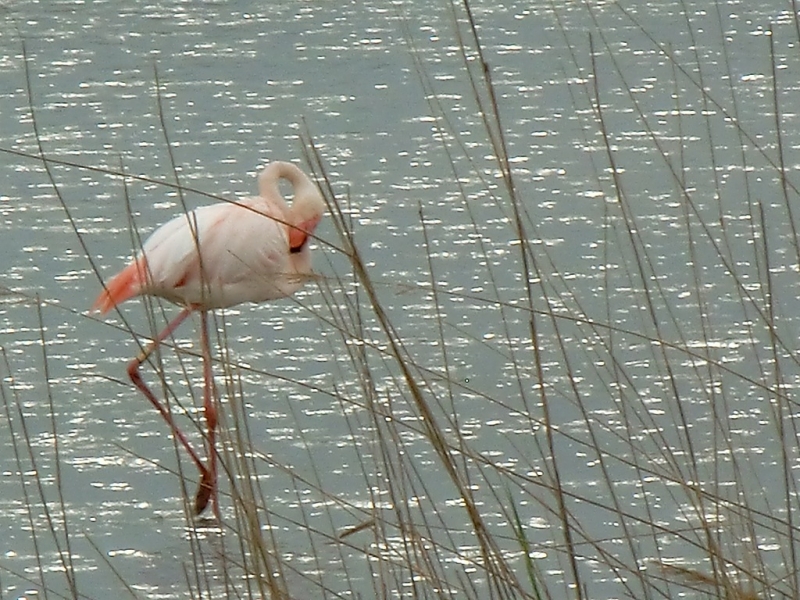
[194,471,215,515]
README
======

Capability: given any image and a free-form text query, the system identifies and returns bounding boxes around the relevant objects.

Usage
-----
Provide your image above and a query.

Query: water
[2,1,799,598]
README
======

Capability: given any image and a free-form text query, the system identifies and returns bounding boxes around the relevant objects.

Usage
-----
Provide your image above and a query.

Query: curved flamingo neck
[257,161,314,203]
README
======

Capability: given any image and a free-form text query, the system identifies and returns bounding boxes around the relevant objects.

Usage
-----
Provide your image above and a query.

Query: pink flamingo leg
[195,310,220,518]
[127,307,214,515]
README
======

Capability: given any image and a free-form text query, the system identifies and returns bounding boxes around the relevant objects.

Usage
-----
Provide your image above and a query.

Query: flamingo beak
[289,216,321,254]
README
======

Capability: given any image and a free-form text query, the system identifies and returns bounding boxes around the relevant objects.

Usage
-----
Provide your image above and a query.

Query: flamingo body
[93,161,324,314]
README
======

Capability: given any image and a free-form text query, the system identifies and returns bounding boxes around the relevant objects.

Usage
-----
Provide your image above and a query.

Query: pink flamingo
[92,161,325,517]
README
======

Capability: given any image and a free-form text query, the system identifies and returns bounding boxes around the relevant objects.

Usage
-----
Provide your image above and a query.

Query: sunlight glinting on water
[1,0,799,598]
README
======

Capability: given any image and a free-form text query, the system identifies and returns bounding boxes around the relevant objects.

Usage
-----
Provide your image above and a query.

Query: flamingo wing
[140,198,295,308]
[94,194,309,313]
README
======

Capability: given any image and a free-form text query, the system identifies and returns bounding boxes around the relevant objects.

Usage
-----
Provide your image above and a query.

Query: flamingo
[92,161,325,517]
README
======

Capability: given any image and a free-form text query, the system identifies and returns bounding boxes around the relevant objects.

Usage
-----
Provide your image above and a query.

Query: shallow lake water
[2,1,799,598]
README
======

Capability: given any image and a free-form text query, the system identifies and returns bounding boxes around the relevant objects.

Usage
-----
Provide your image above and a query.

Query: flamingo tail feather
[91,257,148,314]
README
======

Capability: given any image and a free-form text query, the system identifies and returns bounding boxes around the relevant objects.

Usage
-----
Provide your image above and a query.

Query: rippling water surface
[2,1,799,598]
